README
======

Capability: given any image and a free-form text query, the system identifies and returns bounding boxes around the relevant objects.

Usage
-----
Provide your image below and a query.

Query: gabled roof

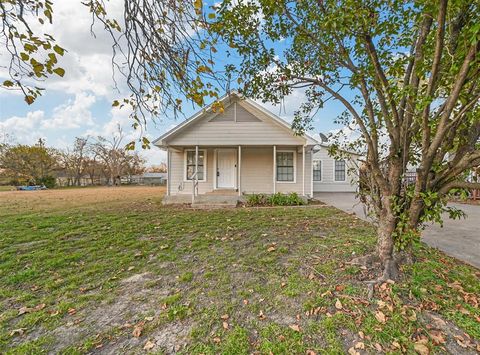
[153,91,319,147]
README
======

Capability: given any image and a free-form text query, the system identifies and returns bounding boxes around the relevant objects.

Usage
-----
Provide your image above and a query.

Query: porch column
[302,145,305,196]
[310,149,313,197]
[273,145,276,193]
[238,146,242,196]
[166,148,170,196]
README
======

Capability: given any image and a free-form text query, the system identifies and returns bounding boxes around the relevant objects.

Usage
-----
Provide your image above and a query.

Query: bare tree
[60,137,89,186]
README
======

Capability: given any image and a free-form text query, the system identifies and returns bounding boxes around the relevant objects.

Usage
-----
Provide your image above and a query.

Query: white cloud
[42,92,96,129]
[0,111,46,143]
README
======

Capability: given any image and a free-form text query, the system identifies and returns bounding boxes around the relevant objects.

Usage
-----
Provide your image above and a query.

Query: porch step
[205,189,238,196]
[192,194,239,208]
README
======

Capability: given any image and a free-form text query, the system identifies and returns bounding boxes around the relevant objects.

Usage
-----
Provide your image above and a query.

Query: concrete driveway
[315,192,480,269]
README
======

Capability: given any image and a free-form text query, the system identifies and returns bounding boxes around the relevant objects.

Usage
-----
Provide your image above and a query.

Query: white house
[153,92,359,204]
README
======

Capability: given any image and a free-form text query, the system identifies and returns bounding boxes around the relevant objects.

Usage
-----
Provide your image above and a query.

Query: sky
[0,0,348,166]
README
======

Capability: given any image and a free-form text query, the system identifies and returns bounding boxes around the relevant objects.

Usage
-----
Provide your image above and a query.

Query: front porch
[165,145,314,202]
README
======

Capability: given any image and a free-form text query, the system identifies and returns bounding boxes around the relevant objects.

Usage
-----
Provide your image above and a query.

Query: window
[276,151,295,182]
[185,150,206,181]
[313,160,322,181]
[334,160,346,181]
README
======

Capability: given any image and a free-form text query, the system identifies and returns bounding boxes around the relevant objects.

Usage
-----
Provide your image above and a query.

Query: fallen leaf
[213,337,221,343]
[132,322,144,337]
[143,340,155,350]
[221,314,229,320]
[375,311,386,324]
[306,350,316,355]
[392,341,401,349]
[335,299,343,310]
[374,343,383,351]
[414,342,429,355]
[9,328,26,337]
[347,347,359,355]
[68,308,77,315]
[289,324,301,332]
[354,342,365,349]
[145,316,154,322]
[243,299,248,305]
[335,285,345,292]
[267,246,276,252]
[258,310,265,320]
[222,321,229,330]
[429,330,446,345]
[128,266,135,271]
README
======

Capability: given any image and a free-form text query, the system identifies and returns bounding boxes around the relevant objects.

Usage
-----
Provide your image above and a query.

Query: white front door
[217,149,236,188]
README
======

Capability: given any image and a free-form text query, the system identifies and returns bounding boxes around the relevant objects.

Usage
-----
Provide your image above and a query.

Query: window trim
[276,150,296,183]
[184,149,207,182]
[312,159,322,182]
[334,159,346,182]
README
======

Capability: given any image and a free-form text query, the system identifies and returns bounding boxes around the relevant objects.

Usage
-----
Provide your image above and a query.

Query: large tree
[212,0,480,279]
[0,138,59,185]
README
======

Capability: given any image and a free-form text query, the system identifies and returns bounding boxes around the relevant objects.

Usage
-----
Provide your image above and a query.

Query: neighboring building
[153,92,359,201]
[143,172,167,185]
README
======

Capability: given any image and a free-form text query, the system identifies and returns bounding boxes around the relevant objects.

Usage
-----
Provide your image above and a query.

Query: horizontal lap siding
[312,149,358,192]
[166,101,304,146]
[169,147,312,196]
[170,148,214,195]
[240,147,273,194]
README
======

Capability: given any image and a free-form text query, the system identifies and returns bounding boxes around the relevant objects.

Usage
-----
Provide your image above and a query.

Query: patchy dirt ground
[0,187,479,354]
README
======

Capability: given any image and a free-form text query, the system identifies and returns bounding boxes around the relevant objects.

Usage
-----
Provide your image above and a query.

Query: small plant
[267,192,305,206]
[246,193,268,206]
[246,192,306,206]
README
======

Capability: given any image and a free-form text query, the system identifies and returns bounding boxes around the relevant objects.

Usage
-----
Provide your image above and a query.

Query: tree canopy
[212,0,480,279]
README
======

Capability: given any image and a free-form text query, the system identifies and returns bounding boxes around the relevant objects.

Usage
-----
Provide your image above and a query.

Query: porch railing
[191,171,199,204]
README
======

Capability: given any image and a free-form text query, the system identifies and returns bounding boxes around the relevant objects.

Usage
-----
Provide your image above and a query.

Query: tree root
[363,259,399,300]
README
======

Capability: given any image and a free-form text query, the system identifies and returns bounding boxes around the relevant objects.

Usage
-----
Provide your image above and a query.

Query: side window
[313,160,322,181]
[334,160,346,181]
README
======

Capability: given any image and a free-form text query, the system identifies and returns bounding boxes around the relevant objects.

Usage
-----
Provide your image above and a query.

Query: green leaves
[53,45,65,56]
[53,68,65,77]
[2,80,14,88]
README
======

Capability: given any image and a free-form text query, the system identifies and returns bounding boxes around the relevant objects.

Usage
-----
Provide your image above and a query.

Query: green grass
[0,189,479,353]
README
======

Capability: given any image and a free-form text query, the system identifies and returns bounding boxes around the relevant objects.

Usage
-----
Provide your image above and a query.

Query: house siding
[312,149,358,192]
[168,146,313,196]
[165,101,305,146]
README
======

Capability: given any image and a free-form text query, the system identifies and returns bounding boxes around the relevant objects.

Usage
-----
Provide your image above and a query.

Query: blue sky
[0,0,348,166]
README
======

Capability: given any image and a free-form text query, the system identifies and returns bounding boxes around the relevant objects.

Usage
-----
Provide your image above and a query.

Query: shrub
[37,175,56,188]
[267,192,305,206]
[246,192,305,206]
[246,193,268,206]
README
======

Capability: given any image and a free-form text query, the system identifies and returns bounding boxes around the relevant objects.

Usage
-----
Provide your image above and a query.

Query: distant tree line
[0,127,145,188]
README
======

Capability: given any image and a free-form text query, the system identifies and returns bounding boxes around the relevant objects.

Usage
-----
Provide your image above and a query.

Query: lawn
[0,187,479,354]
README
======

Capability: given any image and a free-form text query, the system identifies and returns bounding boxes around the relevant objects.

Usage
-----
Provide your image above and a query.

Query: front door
[217,149,236,188]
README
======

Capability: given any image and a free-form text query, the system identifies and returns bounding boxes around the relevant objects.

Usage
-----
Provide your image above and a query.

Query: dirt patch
[21,272,172,353]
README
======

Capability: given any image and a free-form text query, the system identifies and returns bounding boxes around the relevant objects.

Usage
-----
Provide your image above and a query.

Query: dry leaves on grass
[335,299,343,310]
[375,310,386,324]
[18,303,46,315]
[143,340,155,351]
[132,321,145,337]
[413,342,430,355]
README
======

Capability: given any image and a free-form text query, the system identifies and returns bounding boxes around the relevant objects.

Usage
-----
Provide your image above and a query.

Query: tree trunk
[376,208,399,281]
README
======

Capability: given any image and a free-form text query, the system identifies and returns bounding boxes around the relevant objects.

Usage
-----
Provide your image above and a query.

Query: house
[153,92,359,204]
[142,172,167,185]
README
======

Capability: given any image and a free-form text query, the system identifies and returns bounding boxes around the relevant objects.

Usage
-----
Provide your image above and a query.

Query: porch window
[185,150,206,181]
[334,160,346,181]
[276,151,295,182]
[313,160,322,181]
